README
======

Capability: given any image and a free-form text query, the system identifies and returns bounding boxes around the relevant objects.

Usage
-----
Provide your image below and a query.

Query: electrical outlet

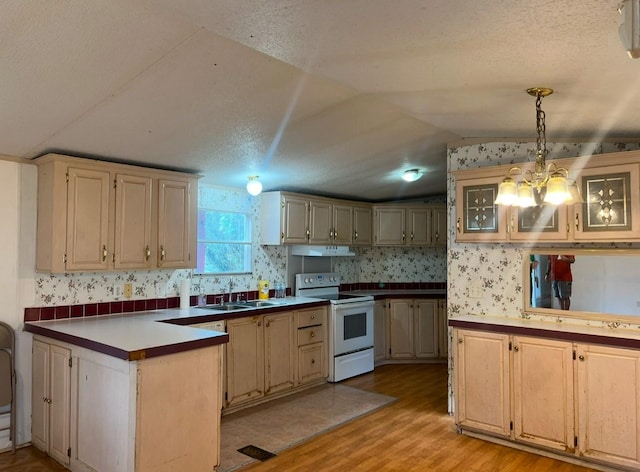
[113,284,122,298]
[469,284,483,298]
[124,283,133,299]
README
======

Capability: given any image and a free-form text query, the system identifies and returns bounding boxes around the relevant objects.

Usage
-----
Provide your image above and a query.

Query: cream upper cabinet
[573,163,640,241]
[512,336,574,452]
[260,192,309,244]
[331,203,354,245]
[65,167,111,271]
[454,329,511,437]
[157,179,193,268]
[455,176,508,242]
[576,344,640,469]
[374,204,445,246]
[309,200,354,245]
[35,154,198,273]
[508,205,570,241]
[353,205,373,245]
[114,174,153,269]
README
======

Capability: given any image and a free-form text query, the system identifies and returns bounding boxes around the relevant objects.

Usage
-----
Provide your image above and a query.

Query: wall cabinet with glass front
[455,176,508,242]
[35,154,198,273]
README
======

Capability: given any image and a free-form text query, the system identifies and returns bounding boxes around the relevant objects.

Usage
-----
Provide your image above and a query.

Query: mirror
[525,249,640,319]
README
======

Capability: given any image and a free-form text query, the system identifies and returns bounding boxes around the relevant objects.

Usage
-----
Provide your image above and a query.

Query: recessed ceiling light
[402,169,423,182]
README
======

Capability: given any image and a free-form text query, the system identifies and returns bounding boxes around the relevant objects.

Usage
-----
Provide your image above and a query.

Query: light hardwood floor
[0,363,596,472]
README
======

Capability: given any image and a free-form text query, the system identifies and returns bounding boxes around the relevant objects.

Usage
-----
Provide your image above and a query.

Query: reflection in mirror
[526,249,640,318]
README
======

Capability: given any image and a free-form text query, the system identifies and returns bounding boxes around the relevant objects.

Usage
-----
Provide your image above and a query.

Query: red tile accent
[55,306,70,319]
[85,304,98,316]
[167,297,179,309]
[134,300,146,312]
[122,300,134,313]
[71,305,84,318]
[157,298,167,309]
[146,299,157,311]
[24,308,40,322]
[98,303,110,315]
[110,301,123,314]
[41,307,55,321]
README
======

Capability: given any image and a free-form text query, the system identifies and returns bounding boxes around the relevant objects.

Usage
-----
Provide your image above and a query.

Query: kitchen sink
[239,300,280,307]
[195,303,248,311]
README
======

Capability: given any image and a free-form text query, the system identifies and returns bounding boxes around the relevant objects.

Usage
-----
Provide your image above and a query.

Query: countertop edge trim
[448,318,640,349]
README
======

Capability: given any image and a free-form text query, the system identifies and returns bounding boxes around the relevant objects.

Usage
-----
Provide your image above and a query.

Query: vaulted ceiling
[2,0,638,201]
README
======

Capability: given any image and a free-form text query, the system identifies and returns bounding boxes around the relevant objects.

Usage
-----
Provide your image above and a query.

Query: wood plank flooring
[0,364,597,472]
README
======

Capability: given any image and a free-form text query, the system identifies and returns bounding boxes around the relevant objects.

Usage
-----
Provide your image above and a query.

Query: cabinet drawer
[297,308,325,328]
[297,326,324,346]
[298,343,324,384]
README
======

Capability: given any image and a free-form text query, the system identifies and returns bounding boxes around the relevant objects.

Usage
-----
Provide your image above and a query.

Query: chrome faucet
[228,278,234,302]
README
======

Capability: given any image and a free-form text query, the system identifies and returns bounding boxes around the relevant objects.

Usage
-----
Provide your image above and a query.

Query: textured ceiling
[1,0,637,201]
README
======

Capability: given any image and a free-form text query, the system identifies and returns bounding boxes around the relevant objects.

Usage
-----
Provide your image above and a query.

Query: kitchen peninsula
[23,298,325,472]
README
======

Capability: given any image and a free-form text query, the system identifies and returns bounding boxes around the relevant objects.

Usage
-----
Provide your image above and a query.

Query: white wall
[0,160,37,449]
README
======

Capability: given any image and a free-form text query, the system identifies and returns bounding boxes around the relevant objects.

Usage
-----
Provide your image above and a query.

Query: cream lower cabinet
[225,308,328,412]
[373,300,387,362]
[32,339,71,466]
[454,328,640,470]
[389,299,439,359]
[33,336,222,472]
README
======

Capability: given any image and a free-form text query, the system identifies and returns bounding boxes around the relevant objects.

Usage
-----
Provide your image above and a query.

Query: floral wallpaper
[33,187,447,307]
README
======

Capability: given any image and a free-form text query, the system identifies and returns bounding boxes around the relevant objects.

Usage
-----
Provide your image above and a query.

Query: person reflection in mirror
[545,255,575,310]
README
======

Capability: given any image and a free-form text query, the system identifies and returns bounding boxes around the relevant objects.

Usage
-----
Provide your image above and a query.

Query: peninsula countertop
[24,296,327,361]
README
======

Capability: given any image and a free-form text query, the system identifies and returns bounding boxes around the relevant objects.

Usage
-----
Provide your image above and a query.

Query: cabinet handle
[513,345,519,352]
[160,245,166,260]
[334,230,338,239]
[434,231,439,241]
[410,232,414,241]
[310,331,315,338]
[145,245,150,261]
[456,218,461,233]
[102,245,108,262]
[354,231,358,241]
[306,229,310,240]
[402,232,406,241]
[310,315,315,320]
[575,213,580,231]
[458,338,463,344]
[311,359,315,365]
[578,355,585,361]
[265,321,270,328]
[257,321,262,327]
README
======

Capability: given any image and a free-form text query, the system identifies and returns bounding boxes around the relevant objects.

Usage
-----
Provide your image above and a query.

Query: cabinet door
[414,300,438,358]
[298,343,325,385]
[282,195,309,243]
[374,207,405,245]
[157,179,191,268]
[573,164,640,241]
[509,205,569,241]
[576,344,640,469]
[225,317,264,408]
[32,340,71,466]
[114,174,153,269]
[455,177,507,242]
[264,312,296,395]
[437,299,448,359]
[31,340,49,452]
[373,300,387,362]
[332,204,353,245]
[407,208,431,246]
[431,207,447,247]
[309,200,333,244]
[512,337,574,452]
[66,167,110,271]
[454,329,511,437]
[353,206,372,245]
[388,300,413,358]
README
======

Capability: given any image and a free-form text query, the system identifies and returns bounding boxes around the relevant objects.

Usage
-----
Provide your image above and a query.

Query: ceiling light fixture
[402,169,423,182]
[494,88,582,207]
[246,175,263,196]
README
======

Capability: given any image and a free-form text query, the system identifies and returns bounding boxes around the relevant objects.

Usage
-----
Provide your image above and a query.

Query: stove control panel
[295,272,341,288]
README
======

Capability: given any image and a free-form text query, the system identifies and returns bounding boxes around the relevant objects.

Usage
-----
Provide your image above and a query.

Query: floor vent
[237,444,276,462]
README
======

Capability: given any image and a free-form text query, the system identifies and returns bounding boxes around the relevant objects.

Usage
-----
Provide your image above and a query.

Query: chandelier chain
[535,93,547,160]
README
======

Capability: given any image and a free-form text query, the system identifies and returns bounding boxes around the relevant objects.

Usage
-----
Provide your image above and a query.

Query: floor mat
[236,445,276,462]
[219,383,396,472]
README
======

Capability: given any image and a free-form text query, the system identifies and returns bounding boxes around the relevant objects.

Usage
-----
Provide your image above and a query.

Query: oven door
[333,301,374,356]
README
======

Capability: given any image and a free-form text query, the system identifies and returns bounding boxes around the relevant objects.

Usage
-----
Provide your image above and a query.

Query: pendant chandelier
[494,88,582,207]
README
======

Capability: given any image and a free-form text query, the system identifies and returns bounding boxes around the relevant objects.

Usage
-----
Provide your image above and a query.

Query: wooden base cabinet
[32,336,222,472]
[224,307,328,413]
[32,340,71,466]
[373,300,387,363]
[454,328,640,470]
[389,299,439,359]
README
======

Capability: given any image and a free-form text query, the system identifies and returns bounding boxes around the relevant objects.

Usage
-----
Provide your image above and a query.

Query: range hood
[290,245,355,257]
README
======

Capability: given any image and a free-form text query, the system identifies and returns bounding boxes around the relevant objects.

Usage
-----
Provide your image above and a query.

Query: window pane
[197,242,251,274]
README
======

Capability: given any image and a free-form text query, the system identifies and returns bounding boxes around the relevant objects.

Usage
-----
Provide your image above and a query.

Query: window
[196,204,252,275]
